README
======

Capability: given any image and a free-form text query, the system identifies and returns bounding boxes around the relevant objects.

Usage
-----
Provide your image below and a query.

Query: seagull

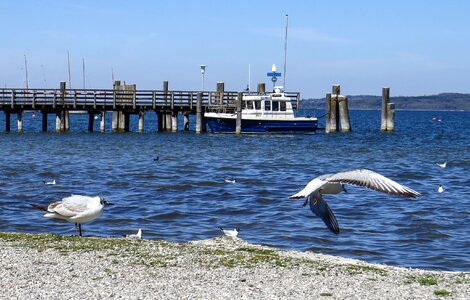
[289,169,421,234]
[220,227,240,237]
[31,194,113,237]
[224,178,236,183]
[438,185,444,193]
[154,156,159,161]
[436,162,447,168]
[125,229,142,239]
[43,179,56,185]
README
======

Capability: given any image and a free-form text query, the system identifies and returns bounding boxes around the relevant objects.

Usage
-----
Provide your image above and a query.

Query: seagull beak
[105,201,114,206]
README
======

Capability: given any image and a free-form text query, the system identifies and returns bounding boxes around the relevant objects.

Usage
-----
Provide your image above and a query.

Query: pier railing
[0,88,300,112]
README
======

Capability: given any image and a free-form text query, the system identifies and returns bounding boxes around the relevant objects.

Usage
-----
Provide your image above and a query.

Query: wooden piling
[138,111,145,132]
[17,111,23,132]
[386,103,395,131]
[165,113,172,131]
[196,92,203,133]
[124,113,130,132]
[183,112,190,131]
[329,95,338,132]
[325,93,331,133]
[55,111,66,132]
[100,112,106,132]
[88,112,94,132]
[157,112,164,132]
[381,87,390,131]
[236,92,243,134]
[257,83,266,95]
[216,82,224,104]
[5,112,10,132]
[163,80,169,106]
[338,97,351,132]
[171,112,178,132]
[41,112,47,132]
[332,84,340,95]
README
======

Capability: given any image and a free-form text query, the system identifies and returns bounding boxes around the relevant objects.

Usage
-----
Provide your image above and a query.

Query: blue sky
[1,0,469,98]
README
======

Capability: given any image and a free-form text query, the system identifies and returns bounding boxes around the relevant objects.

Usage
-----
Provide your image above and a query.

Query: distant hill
[301,93,470,111]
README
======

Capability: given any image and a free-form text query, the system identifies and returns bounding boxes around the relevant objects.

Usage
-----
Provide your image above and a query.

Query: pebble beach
[0,232,468,299]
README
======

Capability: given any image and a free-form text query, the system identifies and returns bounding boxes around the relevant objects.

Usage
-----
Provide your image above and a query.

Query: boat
[204,87,318,133]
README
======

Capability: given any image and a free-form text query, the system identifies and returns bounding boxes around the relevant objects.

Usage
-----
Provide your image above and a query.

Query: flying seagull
[289,169,421,234]
[220,227,240,237]
[31,194,113,236]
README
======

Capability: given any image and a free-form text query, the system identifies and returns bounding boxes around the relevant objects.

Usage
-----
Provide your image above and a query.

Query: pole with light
[200,65,206,91]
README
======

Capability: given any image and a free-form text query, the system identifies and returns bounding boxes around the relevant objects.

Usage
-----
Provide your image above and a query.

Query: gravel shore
[0,232,468,299]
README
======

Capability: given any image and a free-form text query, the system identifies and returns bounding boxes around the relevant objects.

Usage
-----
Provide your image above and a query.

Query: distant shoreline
[1,232,468,299]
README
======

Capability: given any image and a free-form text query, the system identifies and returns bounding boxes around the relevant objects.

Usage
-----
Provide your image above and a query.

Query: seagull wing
[325,169,421,198]
[309,192,340,234]
[289,177,328,199]
[51,195,90,217]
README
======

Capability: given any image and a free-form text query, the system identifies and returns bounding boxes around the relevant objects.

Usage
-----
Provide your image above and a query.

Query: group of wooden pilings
[325,85,395,133]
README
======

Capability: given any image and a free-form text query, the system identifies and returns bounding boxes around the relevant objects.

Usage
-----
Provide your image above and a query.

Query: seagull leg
[78,223,82,237]
[75,223,79,236]
[302,196,310,207]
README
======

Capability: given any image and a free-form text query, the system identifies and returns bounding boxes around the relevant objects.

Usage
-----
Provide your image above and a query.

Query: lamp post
[200,65,206,91]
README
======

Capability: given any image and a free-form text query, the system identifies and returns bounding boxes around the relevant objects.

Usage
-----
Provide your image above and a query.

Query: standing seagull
[125,229,142,239]
[289,169,421,234]
[31,194,113,236]
[220,227,240,237]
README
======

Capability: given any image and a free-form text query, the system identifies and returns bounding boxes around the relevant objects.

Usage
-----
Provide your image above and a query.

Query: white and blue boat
[204,88,318,133]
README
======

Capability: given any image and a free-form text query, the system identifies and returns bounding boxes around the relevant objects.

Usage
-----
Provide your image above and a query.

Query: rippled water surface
[0,110,469,271]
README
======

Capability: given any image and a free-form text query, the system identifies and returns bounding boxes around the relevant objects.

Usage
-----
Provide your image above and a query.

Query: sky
[1,0,470,98]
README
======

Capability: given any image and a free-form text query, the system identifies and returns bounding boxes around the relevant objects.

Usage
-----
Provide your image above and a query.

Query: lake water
[0,110,469,271]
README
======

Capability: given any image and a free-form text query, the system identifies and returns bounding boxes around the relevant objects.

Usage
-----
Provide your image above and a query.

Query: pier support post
[124,112,130,132]
[164,113,172,131]
[88,112,94,132]
[216,82,225,104]
[138,111,145,132]
[381,87,394,131]
[100,112,106,132]
[55,111,67,132]
[236,92,243,134]
[17,111,23,132]
[5,112,10,132]
[338,98,351,132]
[183,112,190,131]
[196,92,205,133]
[329,95,338,133]
[386,103,395,131]
[163,80,169,107]
[257,83,266,95]
[112,111,126,132]
[171,112,178,132]
[41,112,48,132]
[157,112,163,132]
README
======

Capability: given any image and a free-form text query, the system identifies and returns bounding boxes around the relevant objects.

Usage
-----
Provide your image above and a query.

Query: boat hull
[205,116,317,133]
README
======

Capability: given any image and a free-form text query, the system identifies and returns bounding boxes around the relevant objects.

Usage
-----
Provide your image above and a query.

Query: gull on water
[43,179,56,185]
[289,169,421,234]
[125,229,142,239]
[436,162,447,168]
[220,227,240,237]
[224,178,236,183]
[438,185,445,193]
[31,194,113,236]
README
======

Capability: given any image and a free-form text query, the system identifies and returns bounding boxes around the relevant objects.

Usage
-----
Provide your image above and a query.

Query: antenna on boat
[248,63,251,93]
[24,55,29,89]
[82,58,86,89]
[283,14,288,90]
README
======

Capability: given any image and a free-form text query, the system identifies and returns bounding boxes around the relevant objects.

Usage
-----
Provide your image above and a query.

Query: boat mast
[24,54,29,89]
[82,58,86,89]
[67,50,72,88]
[283,14,288,90]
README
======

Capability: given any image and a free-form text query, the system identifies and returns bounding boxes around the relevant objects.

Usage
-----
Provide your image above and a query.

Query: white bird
[224,178,236,183]
[289,169,421,234]
[220,227,240,237]
[32,194,113,236]
[438,185,444,193]
[125,229,142,239]
[436,162,447,168]
[43,179,56,185]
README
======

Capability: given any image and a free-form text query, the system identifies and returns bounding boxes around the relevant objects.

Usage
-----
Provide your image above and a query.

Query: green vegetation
[405,274,439,286]
[302,93,470,111]
[434,289,452,297]
[346,264,388,276]
[320,292,333,297]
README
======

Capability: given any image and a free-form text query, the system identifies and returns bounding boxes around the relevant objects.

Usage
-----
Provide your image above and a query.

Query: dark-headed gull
[220,227,240,237]
[438,185,444,193]
[31,194,113,236]
[289,169,421,234]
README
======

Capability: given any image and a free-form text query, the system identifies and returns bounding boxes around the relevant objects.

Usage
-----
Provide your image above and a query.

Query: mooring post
[5,112,10,132]
[138,111,145,132]
[329,96,338,133]
[216,82,225,104]
[332,84,351,132]
[196,92,203,133]
[386,103,395,131]
[41,112,48,132]
[163,80,169,106]
[236,92,243,134]
[257,83,266,95]
[100,112,106,132]
[381,87,390,131]
[88,112,94,132]
[17,111,23,133]
[325,93,332,133]
[183,112,190,131]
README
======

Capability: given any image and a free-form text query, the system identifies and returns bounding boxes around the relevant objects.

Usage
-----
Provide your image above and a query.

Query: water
[0,110,469,271]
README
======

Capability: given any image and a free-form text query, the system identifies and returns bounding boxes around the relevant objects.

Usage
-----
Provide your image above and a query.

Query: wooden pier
[0,81,300,133]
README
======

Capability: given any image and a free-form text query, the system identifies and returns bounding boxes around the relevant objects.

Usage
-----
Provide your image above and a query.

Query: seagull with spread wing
[289,169,421,234]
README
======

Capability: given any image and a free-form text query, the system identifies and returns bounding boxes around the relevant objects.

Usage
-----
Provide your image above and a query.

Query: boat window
[280,101,286,111]
[254,101,261,110]
[272,101,279,111]
[245,100,253,109]
[264,100,271,111]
